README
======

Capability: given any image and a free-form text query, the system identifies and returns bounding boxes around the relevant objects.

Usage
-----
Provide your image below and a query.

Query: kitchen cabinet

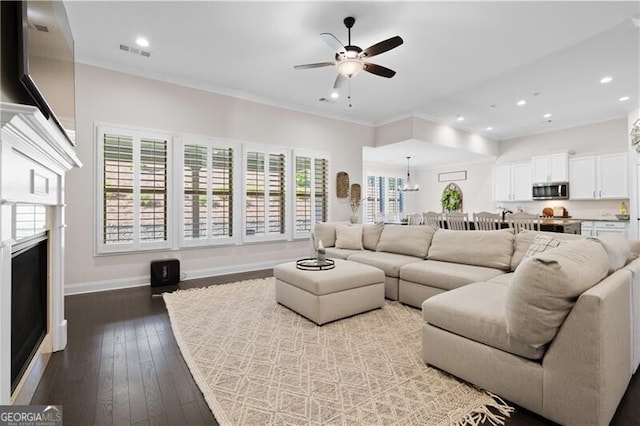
[581,221,628,237]
[493,162,531,202]
[569,152,628,199]
[531,153,568,183]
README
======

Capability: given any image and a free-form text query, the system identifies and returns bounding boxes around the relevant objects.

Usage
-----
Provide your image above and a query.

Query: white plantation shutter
[103,133,134,244]
[244,147,287,241]
[293,152,329,237]
[181,141,234,245]
[139,138,167,242]
[97,126,172,253]
[366,175,405,223]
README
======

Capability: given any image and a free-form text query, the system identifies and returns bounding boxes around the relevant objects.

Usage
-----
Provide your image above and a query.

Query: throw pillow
[523,233,567,259]
[506,239,609,348]
[362,222,384,251]
[312,221,348,248]
[588,234,631,274]
[335,224,364,250]
[376,225,436,258]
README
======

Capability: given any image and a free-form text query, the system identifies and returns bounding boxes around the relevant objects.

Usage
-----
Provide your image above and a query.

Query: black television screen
[19,0,75,145]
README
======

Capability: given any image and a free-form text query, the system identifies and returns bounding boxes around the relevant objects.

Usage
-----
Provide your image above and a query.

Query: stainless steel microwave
[532,182,569,200]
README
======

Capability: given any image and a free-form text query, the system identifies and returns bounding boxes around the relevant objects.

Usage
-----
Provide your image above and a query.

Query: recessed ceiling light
[330,92,339,99]
[485,126,493,131]
[457,115,465,121]
[136,37,149,47]
[619,96,630,102]
[543,113,552,118]
[600,76,613,84]
[517,100,526,106]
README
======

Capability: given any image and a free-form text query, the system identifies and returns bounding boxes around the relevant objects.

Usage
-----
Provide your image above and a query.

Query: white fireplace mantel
[0,102,82,404]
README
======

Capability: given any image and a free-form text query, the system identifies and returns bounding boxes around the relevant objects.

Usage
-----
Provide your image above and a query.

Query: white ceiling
[64,1,640,157]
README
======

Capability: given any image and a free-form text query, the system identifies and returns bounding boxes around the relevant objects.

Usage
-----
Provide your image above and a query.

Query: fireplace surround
[0,103,81,404]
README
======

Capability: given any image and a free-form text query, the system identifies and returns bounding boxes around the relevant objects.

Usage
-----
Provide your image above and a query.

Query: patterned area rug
[164,278,513,425]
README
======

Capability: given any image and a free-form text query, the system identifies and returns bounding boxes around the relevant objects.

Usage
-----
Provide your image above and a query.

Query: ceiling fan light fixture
[337,58,364,77]
[401,156,419,192]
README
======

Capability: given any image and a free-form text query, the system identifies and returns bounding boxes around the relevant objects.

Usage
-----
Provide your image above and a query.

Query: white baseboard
[64,258,296,295]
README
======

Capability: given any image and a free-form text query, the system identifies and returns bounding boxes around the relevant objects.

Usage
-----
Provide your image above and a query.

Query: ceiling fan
[294,17,403,90]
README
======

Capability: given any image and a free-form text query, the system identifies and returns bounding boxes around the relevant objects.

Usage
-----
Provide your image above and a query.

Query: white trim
[242,144,289,243]
[64,258,296,295]
[95,125,173,254]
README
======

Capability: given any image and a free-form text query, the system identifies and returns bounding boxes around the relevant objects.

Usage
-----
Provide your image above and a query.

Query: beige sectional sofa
[312,221,640,425]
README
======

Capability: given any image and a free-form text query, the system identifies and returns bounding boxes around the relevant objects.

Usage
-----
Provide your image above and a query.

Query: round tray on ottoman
[274,259,385,325]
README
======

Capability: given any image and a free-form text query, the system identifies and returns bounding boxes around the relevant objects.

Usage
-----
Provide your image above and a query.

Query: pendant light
[401,156,419,192]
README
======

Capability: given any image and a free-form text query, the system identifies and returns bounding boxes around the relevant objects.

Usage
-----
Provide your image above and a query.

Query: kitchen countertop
[571,217,630,222]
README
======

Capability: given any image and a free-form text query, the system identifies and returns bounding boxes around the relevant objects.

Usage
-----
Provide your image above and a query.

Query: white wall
[412,162,495,214]
[66,64,374,291]
[497,118,630,217]
[498,118,628,162]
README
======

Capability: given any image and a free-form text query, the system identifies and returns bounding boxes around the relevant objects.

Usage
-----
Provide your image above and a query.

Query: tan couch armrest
[542,269,632,425]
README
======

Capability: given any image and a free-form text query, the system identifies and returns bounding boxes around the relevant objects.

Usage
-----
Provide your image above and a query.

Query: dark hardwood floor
[32,270,640,425]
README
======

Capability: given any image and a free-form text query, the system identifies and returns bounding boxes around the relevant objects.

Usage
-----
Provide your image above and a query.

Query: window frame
[96,125,173,254]
[242,144,289,243]
[291,149,330,240]
[175,135,241,248]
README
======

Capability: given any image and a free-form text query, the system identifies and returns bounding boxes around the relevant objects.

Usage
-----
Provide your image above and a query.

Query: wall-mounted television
[19,0,75,146]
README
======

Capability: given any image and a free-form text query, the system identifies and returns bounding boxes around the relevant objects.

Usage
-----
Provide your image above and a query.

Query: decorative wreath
[441,188,462,212]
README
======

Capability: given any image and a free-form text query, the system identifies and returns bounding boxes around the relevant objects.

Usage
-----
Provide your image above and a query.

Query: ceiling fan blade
[361,36,403,58]
[333,73,347,89]
[363,63,396,78]
[320,33,345,53]
[293,62,335,70]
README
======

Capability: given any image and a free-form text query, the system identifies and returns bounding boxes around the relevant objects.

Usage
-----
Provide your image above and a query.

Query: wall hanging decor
[441,183,463,212]
[336,171,349,198]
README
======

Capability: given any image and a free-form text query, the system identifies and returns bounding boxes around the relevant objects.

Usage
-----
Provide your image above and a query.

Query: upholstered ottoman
[274,259,385,325]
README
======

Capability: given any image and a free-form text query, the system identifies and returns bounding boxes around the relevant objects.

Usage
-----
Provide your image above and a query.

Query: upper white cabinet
[531,153,568,183]
[493,162,531,202]
[569,152,628,199]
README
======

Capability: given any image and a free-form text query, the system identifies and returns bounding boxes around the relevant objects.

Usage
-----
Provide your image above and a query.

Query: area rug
[164,278,513,425]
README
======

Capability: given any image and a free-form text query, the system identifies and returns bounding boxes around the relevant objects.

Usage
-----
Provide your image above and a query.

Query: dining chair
[473,211,501,231]
[506,211,540,233]
[444,212,469,231]
[423,211,443,228]
[407,213,423,225]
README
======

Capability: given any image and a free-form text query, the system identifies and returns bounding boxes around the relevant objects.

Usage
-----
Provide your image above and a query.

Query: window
[97,125,331,251]
[366,175,405,223]
[180,139,235,246]
[244,147,287,241]
[293,152,329,238]
[97,126,171,253]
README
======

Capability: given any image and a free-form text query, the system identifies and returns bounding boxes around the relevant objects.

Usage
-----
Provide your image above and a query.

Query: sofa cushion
[376,225,435,258]
[313,221,349,248]
[348,251,422,278]
[325,247,365,260]
[363,222,384,251]
[400,260,506,291]
[427,229,514,271]
[486,272,515,286]
[506,239,609,348]
[422,282,545,360]
[589,234,631,274]
[511,230,583,271]
[335,224,363,250]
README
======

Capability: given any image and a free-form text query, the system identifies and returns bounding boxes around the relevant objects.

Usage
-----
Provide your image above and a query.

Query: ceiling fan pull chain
[348,79,353,108]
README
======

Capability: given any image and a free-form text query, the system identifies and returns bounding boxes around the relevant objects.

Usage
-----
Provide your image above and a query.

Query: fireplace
[11,233,48,393]
[0,103,82,404]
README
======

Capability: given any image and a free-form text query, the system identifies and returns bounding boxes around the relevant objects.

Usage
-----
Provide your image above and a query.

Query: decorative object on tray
[295,258,336,270]
[336,171,349,198]
[441,183,463,212]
